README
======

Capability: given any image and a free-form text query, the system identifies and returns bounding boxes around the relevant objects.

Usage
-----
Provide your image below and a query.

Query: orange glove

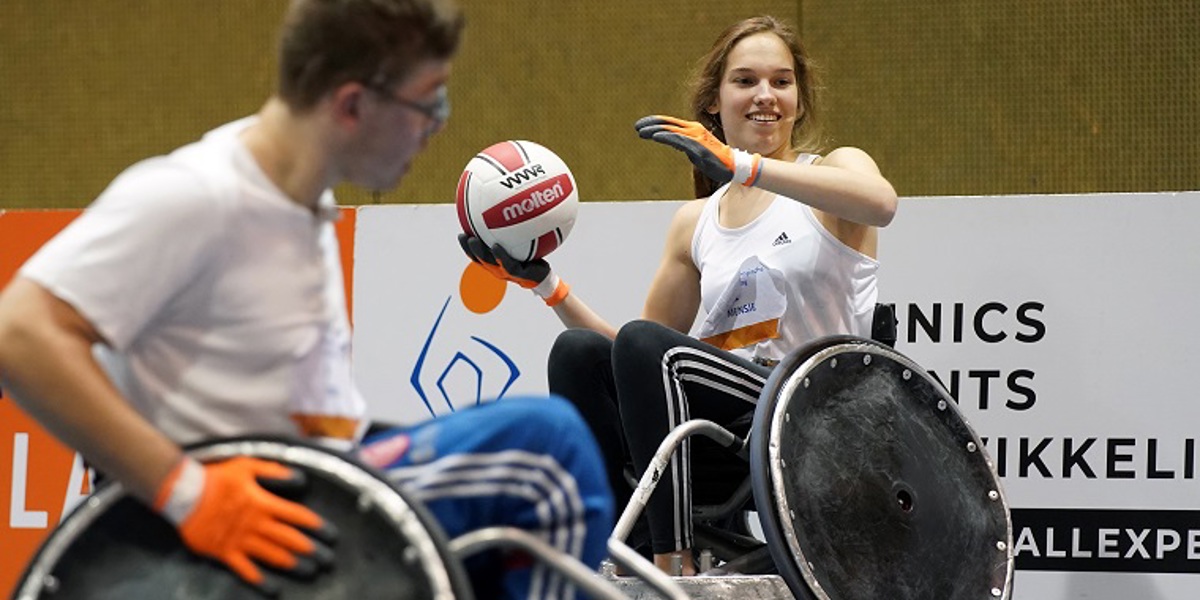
[458,233,571,306]
[154,456,334,593]
[634,115,763,186]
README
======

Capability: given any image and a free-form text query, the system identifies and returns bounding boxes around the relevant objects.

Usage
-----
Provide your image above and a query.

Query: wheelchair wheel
[14,437,474,600]
[749,336,1013,600]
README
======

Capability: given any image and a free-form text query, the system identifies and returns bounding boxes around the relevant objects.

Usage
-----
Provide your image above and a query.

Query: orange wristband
[543,279,571,307]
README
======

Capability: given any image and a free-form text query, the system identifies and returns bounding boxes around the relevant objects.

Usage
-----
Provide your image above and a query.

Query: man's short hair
[277,0,464,111]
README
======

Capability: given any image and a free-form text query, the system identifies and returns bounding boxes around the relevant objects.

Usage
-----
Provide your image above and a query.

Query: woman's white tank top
[689,154,879,363]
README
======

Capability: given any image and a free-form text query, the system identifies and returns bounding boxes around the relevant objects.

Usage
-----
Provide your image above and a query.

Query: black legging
[547,320,771,554]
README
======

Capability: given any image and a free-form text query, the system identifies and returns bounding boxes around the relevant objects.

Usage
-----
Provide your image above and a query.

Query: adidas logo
[772,232,791,246]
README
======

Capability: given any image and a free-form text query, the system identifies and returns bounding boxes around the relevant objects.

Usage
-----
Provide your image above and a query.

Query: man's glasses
[366,83,451,128]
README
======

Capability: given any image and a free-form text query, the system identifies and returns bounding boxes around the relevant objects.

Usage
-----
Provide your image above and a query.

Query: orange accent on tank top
[700,319,780,351]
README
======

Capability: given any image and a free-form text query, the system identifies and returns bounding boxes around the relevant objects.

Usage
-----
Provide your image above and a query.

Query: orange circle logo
[459,262,507,314]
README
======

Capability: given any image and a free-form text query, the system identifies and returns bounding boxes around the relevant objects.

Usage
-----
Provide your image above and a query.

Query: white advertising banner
[353,201,680,424]
[352,192,1200,599]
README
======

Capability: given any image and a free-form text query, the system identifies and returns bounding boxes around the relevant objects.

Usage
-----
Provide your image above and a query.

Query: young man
[0,1,610,598]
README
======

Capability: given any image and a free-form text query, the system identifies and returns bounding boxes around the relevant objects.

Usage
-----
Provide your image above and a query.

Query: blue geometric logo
[409,297,520,417]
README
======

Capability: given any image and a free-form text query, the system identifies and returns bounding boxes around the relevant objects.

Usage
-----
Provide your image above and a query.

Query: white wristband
[531,272,560,299]
[731,149,762,186]
[158,457,205,525]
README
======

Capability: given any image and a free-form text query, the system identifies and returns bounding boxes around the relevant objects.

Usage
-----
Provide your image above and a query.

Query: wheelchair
[15,310,1012,599]
[12,437,685,600]
[610,329,1016,599]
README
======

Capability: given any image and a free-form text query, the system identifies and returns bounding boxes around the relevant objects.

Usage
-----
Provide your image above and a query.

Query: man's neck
[239,98,333,213]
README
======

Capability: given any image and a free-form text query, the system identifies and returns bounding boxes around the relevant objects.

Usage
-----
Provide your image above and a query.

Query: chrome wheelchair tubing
[611,419,746,544]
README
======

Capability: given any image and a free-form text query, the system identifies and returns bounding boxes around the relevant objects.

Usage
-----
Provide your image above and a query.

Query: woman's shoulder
[813,146,882,171]
[673,197,708,219]
[663,197,708,249]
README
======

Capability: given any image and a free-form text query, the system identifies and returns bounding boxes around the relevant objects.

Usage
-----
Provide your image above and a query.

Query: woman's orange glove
[635,115,763,186]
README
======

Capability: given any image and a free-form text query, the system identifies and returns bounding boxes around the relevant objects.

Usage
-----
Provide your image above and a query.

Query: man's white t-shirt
[21,118,366,448]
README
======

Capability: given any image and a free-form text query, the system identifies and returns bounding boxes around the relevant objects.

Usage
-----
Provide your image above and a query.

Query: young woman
[461,14,897,575]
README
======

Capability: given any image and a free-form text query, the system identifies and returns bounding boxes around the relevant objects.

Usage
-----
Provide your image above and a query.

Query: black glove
[458,234,570,305]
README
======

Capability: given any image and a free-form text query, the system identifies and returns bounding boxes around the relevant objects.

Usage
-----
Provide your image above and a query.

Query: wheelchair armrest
[871,302,898,348]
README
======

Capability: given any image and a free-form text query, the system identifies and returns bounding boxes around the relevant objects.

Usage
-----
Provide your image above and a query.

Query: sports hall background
[1,1,1196,210]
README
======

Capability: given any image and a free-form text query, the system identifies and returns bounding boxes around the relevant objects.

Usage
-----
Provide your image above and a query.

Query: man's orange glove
[634,115,763,186]
[458,233,570,306]
[154,456,335,595]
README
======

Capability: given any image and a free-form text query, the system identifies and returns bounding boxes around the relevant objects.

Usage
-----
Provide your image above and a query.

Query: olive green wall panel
[1,2,1195,209]
[367,1,803,204]
[1,3,280,208]
[805,1,1199,197]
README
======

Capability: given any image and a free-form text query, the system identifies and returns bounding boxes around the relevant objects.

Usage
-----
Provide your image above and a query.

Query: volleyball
[455,140,579,262]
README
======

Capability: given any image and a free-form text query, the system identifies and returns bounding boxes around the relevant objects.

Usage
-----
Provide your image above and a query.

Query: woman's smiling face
[708,32,801,161]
